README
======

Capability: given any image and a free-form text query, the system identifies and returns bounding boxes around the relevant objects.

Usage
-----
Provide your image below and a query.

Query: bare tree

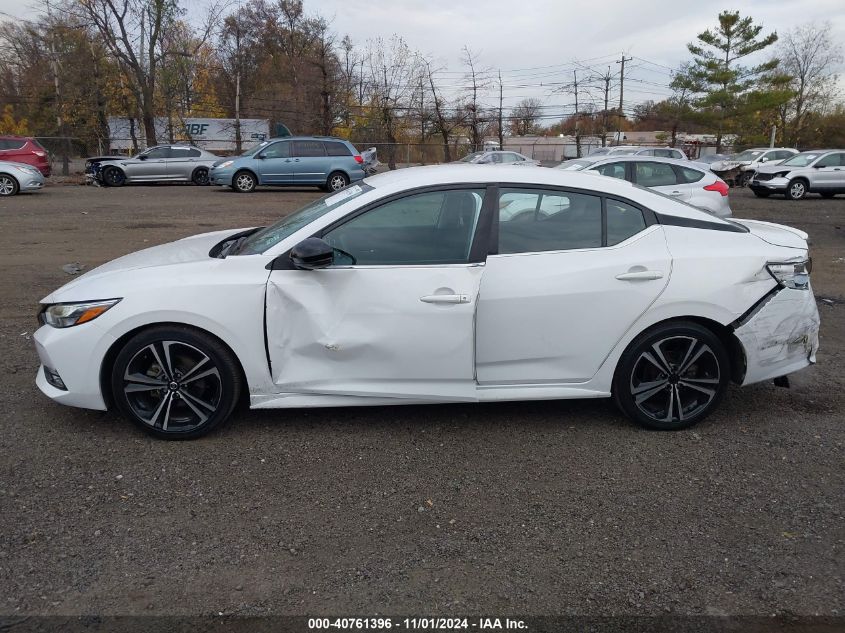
[461,46,490,152]
[509,97,543,136]
[423,58,465,163]
[776,22,843,146]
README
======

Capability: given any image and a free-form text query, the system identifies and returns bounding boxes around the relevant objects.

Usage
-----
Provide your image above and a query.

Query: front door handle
[615,270,664,281]
[420,294,470,304]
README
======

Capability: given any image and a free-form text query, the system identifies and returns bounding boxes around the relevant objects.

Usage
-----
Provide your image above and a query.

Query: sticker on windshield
[324,184,363,206]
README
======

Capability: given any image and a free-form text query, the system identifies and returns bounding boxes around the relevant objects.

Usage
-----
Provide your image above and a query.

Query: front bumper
[20,177,45,192]
[209,167,235,186]
[750,176,789,193]
[33,323,114,410]
[734,286,820,386]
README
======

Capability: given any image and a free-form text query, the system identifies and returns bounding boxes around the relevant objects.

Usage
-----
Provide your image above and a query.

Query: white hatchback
[34,166,819,439]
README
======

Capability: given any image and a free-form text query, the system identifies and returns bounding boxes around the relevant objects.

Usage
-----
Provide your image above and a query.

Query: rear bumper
[734,286,820,386]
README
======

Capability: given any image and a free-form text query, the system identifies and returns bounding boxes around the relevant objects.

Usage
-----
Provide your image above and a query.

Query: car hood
[42,228,253,302]
[754,162,798,174]
[86,155,125,163]
[733,219,808,250]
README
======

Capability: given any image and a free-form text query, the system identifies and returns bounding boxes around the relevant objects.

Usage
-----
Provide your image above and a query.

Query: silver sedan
[0,160,45,196]
[90,145,220,187]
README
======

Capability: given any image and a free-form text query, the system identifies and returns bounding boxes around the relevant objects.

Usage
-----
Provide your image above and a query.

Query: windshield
[734,150,764,161]
[240,141,268,157]
[459,152,485,163]
[557,159,591,170]
[781,152,821,167]
[235,183,374,255]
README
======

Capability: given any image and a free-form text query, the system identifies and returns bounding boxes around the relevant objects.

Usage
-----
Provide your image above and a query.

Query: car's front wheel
[110,326,242,440]
[786,179,808,200]
[613,321,729,430]
[103,166,126,187]
[233,170,256,193]
[0,174,19,196]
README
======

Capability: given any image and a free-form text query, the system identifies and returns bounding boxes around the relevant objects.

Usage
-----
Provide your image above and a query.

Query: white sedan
[34,166,820,439]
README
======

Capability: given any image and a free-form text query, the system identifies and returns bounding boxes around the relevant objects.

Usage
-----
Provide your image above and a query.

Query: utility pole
[498,70,504,150]
[46,0,69,175]
[601,66,611,147]
[233,14,242,153]
[573,70,581,158]
[615,55,632,145]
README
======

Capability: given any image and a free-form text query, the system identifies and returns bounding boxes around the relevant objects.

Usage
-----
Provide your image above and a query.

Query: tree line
[0,3,842,164]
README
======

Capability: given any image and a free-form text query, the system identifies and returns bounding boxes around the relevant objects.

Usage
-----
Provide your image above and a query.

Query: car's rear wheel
[786,179,808,200]
[0,174,19,196]
[103,166,126,187]
[233,170,256,193]
[326,171,349,192]
[613,321,729,431]
[110,326,242,440]
[192,167,210,186]
[752,190,770,198]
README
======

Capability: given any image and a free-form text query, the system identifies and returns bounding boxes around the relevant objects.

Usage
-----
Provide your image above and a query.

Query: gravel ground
[0,181,842,618]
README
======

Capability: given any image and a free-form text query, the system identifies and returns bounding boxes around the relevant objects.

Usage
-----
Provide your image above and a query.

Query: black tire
[103,166,126,187]
[0,173,19,196]
[613,321,729,431]
[752,190,770,198]
[786,178,808,200]
[192,167,210,186]
[110,325,242,440]
[326,171,349,192]
[820,192,835,199]
[232,170,256,193]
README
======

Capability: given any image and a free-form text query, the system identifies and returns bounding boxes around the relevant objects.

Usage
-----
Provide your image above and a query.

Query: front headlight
[41,299,121,328]
[766,260,811,290]
[217,160,234,169]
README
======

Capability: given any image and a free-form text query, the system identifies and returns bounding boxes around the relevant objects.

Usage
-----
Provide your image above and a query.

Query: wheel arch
[191,165,210,182]
[99,321,250,410]
[233,168,259,186]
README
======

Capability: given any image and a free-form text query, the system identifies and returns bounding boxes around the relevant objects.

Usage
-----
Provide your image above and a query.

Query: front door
[255,140,293,184]
[266,187,489,400]
[126,146,170,181]
[476,187,671,384]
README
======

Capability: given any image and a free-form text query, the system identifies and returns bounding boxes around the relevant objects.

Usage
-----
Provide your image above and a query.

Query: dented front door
[265,265,484,401]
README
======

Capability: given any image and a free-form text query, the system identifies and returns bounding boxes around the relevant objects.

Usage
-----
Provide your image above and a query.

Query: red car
[0,136,51,177]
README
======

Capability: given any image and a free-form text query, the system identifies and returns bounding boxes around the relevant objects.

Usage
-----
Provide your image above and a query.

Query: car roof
[262,136,351,142]
[575,155,706,169]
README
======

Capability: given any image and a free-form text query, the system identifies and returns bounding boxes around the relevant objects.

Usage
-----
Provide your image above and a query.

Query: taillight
[34,150,47,157]
[353,155,363,164]
[704,181,729,197]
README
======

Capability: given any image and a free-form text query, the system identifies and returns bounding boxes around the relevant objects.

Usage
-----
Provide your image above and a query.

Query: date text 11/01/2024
[308,618,528,630]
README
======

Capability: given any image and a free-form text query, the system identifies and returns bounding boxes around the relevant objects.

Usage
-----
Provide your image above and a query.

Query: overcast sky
[2,0,843,119]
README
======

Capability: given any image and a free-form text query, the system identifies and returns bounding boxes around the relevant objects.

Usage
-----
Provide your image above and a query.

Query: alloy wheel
[329,174,348,191]
[789,181,806,199]
[193,168,210,185]
[122,340,222,433]
[0,175,16,196]
[629,335,720,424]
[235,173,254,192]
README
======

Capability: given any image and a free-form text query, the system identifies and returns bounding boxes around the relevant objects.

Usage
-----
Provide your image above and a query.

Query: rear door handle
[668,191,684,196]
[615,270,664,281]
[420,294,470,304]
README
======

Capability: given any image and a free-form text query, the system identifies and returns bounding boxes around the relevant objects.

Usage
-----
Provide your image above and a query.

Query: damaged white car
[34,166,820,439]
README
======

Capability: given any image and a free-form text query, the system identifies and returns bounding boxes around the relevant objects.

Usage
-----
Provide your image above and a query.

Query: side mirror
[138,154,148,161]
[255,153,265,159]
[290,237,334,270]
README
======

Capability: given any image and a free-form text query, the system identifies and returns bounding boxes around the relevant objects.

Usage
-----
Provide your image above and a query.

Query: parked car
[457,150,541,166]
[0,160,45,196]
[209,136,366,193]
[0,136,51,177]
[557,155,731,217]
[709,147,798,186]
[587,146,687,160]
[696,153,732,166]
[34,165,818,439]
[88,145,220,186]
[750,149,845,200]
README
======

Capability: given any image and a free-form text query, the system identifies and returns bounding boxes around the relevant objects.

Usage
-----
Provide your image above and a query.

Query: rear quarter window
[676,166,704,183]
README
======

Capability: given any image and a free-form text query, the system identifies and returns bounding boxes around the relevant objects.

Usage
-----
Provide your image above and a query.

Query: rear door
[476,187,670,384]
[633,161,691,202]
[254,140,293,184]
[165,147,201,180]
[292,140,329,185]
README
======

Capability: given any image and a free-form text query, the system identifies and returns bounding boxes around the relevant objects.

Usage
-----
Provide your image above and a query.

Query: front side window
[261,141,290,159]
[635,162,677,187]
[593,162,626,179]
[782,152,820,167]
[323,189,484,265]
[497,188,601,254]
[142,147,169,160]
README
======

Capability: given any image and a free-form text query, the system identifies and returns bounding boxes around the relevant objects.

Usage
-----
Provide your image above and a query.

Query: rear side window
[188,148,201,158]
[635,162,678,186]
[594,162,626,179]
[817,153,844,167]
[169,147,198,158]
[676,166,704,183]
[292,140,327,157]
[324,141,352,156]
[497,188,602,254]
[606,199,646,245]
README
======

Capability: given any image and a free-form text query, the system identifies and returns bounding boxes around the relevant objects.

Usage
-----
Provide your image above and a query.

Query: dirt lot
[0,181,842,618]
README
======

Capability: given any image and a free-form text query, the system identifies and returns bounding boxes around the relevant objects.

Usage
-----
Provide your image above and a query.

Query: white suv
[750,149,845,200]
